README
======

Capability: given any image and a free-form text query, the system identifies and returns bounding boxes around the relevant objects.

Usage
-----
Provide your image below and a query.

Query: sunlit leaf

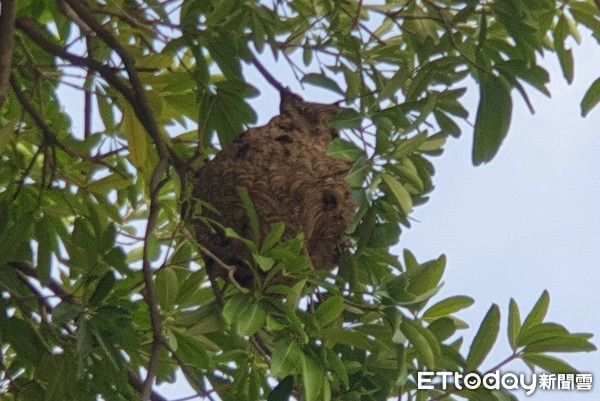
[122,103,149,169]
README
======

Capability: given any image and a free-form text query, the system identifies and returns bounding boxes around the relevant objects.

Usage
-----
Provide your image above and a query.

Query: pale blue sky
[56,27,600,401]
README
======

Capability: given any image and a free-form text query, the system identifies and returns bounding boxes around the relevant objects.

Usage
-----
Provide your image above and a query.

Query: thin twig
[249,52,287,94]
[84,35,94,138]
[163,341,215,400]
[12,145,43,201]
[250,335,271,363]
[180,227,248,293]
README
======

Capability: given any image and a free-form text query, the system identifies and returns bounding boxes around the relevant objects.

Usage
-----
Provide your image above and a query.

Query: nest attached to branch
[187,94,355,285]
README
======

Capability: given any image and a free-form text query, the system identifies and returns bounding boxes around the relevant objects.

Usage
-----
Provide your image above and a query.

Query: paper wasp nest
[188,94,355,285]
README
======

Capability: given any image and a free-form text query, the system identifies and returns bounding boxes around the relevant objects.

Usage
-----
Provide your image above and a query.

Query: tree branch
[9,73,125,177]
[84,35,94,138]
[127,367,169,401]
[8,262,168,401]
[8,261,77,304]
[15,18,137,104]
[60,0,185,171]
[249,52,287,94]
[140,158,170,401]
[0,0,17,110]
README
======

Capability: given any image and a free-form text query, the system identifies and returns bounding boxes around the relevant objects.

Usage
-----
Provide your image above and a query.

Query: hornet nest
[187,92,356,286]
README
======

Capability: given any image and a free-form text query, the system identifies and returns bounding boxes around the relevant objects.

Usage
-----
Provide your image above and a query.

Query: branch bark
[0,0,17,110]
[127,367,169,401]
[84,35,94,138]
[8,261,76,304]
[140,158,170,401]
[59,0,184,171]
[15,18,137,104]
[8,264,168,401]
[10,73,125,176]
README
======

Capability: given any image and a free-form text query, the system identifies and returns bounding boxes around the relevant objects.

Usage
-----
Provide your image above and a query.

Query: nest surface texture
[189,95,354,283]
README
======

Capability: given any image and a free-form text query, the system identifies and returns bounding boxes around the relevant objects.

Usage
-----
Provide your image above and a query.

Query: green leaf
[122,102,149,169]
[155,267,179,310]
[320,328,374,350]
[392,132,428,159]
[434,111,461,138]
[423,296,474,321]
[89,271,116,306]
[466,304,500,371]
[0,316,48,366]
[315,296,345,328]
[581,77,600,117]
[570,5,600,43]
[91,322,121,369]
[268,376,295,401]
[76,318,93,379]
[223,294,245,324]
[261,222,285,253]
[253,253,276,272]
[271,340,302,378]
[495,60,550,97]
[472,74,513,165]
[524,336,596,353]
[301,73,344,95]
[400,319,436,368]
[517,323,569,347]
[327,138,364,161]
[328,109,362,129]
[86,174,133,193]
[521,290,550,333]
[301,352,324,401]
[419,134,447,152]
[326,348,349,389]
[381,173,413,214]
[555,15,574,84]
[380,69,407,101]
[345,156,368,187]
[237,186,260,244]
[428,317,458,342]
[52,301,80,325]
[406,254,446,297]
[172,330,211,369]
[522,354,578,374]
[507,298,521,350]
[556,47,574,85]
[237,298,266,336]
[390,160,424,193]
[344,66,361,100]
[368,223,400,248]
[0,118,18,156]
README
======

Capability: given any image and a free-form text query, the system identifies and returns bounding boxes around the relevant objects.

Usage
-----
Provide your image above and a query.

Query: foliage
[0,0,598,400]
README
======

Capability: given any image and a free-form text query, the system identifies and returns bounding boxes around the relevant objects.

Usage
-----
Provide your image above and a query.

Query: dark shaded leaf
[472,75,513,165]
[466,304,500,370]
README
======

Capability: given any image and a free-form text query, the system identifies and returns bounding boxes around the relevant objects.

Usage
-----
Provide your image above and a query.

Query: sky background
[57,22,600,401]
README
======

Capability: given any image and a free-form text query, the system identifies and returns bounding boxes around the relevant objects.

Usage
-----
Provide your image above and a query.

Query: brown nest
[187,94,355,285]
